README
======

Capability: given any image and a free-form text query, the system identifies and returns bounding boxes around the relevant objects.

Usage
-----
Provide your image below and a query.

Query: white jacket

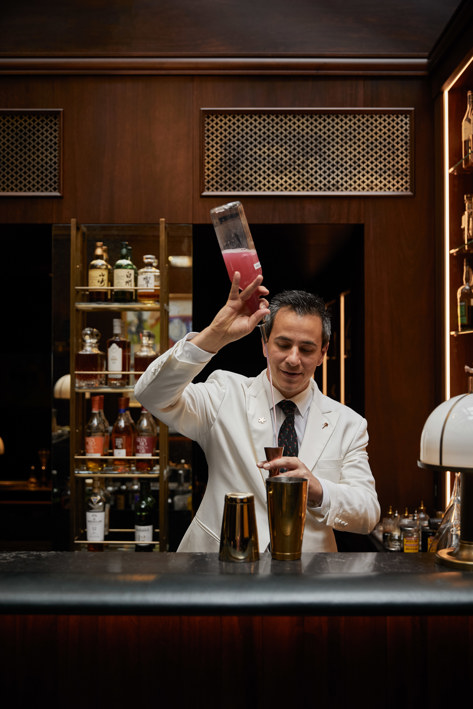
[134,337,380,552]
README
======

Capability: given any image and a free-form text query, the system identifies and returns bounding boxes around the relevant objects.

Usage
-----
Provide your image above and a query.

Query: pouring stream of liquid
[259,321,278,446]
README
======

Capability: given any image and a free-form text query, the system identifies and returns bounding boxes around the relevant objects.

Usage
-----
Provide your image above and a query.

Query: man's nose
[286,347,301,365]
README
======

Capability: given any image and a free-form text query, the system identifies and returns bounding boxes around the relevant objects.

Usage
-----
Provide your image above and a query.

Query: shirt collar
[262,370,313,417]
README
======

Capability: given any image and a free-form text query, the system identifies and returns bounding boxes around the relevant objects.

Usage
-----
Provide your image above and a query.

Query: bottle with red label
[135,407,158,472]
[111,396,136,471]
[84,395,107,471]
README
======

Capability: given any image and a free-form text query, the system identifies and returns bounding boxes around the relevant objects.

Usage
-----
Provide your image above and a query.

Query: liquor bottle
[461,194,473,247]
[134,479,157,552]
[462,91,473,169]
[386,509,401,552]
[457,258,473,331]
[111,396,135,471]
[75,328,106,389]
[84,395,107,472]
[137,254,160,303]
[134,330,158,382]
[210,201,263,313]
[113,240,137,302]
[102,244,113,287]
[381,505,394,549]
[135,407,158,472]
[88,241,110,302]
[86,478,105,551]
[97,395,110,456]
[107,318,131,387]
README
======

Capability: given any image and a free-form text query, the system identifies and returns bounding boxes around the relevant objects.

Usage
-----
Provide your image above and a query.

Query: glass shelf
[75,301,161,311]
[450,328,473,336]
[450,242,473,256]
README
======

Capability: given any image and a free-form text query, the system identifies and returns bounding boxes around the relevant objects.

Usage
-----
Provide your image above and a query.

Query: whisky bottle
[88,241,110,302]
[462,194,473,247]
[107,318,131,387]
[135,407,158,472]
[75,328,106,389]
[462,91,473,169]
[97,394,110,455]
[134,330,158,382]
[84,395,107,472]
[137,254,160,303]
[113,241,137,302]
[134,479,157,551]
[111,396,135,472]
[86,478,105,551]
[457,258,473,331]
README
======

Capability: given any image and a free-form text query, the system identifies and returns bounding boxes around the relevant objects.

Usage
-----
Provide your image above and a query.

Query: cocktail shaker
[266,477,308,560]
[219,492,260,562]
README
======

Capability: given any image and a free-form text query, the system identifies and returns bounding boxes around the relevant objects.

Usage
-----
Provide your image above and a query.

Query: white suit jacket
[134,337,380,553]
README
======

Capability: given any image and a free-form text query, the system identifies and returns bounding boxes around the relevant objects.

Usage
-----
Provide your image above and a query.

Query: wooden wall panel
[1,613,472,708]
[191,75,436,513]
[0,76,194,224]
[0,69,437,517]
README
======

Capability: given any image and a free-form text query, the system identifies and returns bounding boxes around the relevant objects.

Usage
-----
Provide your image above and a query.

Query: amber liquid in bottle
[88,241,111,302]
[137,254,160,303]
[75,328,106,389]
[134,330,158,382]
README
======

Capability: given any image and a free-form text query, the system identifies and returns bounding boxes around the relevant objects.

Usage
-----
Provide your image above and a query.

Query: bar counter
[0,550,473,615]
[2,552,473,708]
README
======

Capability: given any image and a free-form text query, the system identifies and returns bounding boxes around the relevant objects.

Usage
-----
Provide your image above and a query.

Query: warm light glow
[340,293,346,405]
[441,53,473,509]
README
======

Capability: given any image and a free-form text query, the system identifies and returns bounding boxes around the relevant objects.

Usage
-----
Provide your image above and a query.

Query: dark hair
[263,290,331,346]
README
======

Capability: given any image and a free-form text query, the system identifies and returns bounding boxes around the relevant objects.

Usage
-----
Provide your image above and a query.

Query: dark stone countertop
[0,550,472,616]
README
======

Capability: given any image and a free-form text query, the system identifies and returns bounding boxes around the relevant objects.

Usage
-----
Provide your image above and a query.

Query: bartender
[134,272,380,552]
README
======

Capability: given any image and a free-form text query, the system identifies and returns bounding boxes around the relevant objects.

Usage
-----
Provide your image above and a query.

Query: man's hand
[257,457,323,507]
[192,272,269,354]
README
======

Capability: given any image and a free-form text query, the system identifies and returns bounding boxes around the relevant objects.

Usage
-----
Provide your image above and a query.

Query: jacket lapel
[298,382,340,472]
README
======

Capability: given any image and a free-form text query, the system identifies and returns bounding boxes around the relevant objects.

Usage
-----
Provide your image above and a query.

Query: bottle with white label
[111,396,135,472]
[113,241,137,302]
[137,254,160,303]
[86,478,106,551]
[107,318,131,387]
[134,479,157,552]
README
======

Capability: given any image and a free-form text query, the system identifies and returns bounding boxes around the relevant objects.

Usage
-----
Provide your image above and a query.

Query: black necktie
[277,400,298,458]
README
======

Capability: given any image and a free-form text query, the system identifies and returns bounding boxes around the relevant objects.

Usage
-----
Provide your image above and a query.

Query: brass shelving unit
[68,218,170,551]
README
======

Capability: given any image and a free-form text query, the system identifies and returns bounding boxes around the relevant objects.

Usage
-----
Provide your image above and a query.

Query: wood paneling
[0,0,461,58]
[0,70,438,517]
[1,613,472,707]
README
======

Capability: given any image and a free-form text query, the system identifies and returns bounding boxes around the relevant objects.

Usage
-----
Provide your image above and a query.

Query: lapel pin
[258,417,267,424]
[322,422,329,429]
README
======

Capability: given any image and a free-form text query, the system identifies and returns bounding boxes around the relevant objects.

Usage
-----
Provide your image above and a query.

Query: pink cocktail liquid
[222,248,263,313]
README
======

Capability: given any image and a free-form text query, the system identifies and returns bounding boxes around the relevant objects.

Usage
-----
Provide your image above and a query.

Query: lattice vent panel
[0,110,62,196]
[203,110,413,195]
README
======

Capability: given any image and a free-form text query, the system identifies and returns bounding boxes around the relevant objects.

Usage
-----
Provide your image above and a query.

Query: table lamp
[418,365,473,568]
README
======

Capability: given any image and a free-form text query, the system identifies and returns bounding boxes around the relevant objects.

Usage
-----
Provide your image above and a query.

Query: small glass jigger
[266,477,308,560]
[264,446,284,477]
[219,492,260,562]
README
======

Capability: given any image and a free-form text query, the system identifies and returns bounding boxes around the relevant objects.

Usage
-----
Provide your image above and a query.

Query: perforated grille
[202,109,413,195]
[0,110,62,196]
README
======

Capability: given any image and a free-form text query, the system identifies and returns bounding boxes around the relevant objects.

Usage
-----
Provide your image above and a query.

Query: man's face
[264,307,328,398]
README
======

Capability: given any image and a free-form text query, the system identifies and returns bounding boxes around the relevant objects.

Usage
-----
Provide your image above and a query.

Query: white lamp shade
[419,393,473,471]
[53,373,71,400]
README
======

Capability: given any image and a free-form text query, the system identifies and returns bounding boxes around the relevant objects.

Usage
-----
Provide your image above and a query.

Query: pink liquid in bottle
[210,201,263,313]
[222,248,262,312]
